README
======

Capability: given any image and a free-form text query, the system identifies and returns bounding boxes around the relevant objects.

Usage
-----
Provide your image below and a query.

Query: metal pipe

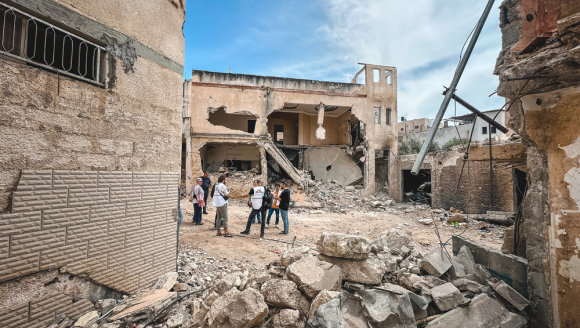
[411,0,496,175]
[443,88,509,133]
[488,124,494,211]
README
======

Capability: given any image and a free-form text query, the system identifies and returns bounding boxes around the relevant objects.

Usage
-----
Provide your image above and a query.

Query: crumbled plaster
[558,135,580,161]
[559,255,580,283]
[101,35,137,73]
[557,229,568,236]
[564,168,580,208]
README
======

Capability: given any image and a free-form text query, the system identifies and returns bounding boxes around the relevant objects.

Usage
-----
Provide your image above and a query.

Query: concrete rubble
[58,226,530,328]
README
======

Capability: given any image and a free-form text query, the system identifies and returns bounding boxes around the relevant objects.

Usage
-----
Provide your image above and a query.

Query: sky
[183,0,505,121]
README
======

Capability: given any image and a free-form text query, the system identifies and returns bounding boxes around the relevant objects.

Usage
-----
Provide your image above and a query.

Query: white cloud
[315,0,505,120]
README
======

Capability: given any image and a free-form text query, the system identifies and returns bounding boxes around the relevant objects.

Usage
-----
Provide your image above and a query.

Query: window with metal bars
[0,2,105,86]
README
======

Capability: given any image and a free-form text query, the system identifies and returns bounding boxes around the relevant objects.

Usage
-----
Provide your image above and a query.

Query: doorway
[402,169,431,205]
[274,124,284,145]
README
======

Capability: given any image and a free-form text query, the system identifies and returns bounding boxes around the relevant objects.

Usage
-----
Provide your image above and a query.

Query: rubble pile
[67,229,528,328]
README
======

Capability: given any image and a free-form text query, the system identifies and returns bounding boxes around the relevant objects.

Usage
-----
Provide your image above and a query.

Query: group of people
[188,172,291,239]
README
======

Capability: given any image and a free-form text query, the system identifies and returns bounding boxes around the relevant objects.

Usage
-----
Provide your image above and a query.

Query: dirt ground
[179,197,505,268]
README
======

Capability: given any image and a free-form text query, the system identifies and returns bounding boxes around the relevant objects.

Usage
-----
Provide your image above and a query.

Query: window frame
[482,126,488,135]
[0,2,106,86]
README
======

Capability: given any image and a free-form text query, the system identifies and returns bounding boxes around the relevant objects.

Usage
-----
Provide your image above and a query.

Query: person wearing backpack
[240,179,271,238]
[213,175,232,237]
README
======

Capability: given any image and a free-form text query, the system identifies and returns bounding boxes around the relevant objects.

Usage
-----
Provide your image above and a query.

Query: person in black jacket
[278,182,291,234]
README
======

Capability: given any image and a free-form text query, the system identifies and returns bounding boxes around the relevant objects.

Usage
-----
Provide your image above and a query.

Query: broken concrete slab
[420,247,452,277]
[152,272,179,291]
[376,253,398,272]
[286,255,342,299]
[453,246,491,285]
[426,294,527,327]
[74,311,98,327]
[96,299,117,316]
[260,279,302,309]
[377,229,414,254]
[452,235,528,298]
[303,147,363,186]
[318,253,387,285]
[452,278,483,293]
[109,289,176,323]
[308,290,340,319]
[206,287,268,328]
[398,273,422,293]
[430,282,464,312]
[167,312,184,328]
[490,280,529,311]
[384,283,430,320]
[280,246,310,267]
[316,232,371,260]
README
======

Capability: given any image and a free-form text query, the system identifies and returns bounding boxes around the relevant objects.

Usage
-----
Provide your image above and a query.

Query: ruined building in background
[0,0,185,326]
[183,64,398,195]
[495,0,580,327]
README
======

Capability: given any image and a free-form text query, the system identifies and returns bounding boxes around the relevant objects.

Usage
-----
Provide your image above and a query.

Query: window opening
[385,70,392,84]
[247,120,256,133]
[482,126,488,134]
[415,126,419,129]
[274,124,284,145]
[401,128,404,132]
[490,126,497,134]
[0,3,105,86]
[386,108,392,125]
[373,69,380,83]
[374,107,381,124]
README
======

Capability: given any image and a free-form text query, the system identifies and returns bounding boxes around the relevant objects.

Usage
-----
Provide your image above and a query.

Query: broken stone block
[173,282,188,292]
[256,274,271,284]
[399,273,422,293]
[167,312,184,328]
[378,229,414,254]
[447,214,465,223]
[260,279,301,309]
[271,309,304,328]
[96,299,117,315]
[316,232,371,259]
[280,246,310,267]
[420,247,452,277]
[308,290,340,319]
[490,280,530,311]
[430,282,464,312]
[384,283,430,320]
[205,287,268,328]
[308,289,415,327]
[376,253,398,272]
[286,255,342,298]
[419,218,433,225]
[452,278,483,293]
[205,291,220,306]
[425,294,527,327]
[214,274,242,295]
[109,289,176,323]
[318,253,387,285]
[344,282,364,291]
[74,311,98,327]
[152,272,179,291]
[453,246,491,284]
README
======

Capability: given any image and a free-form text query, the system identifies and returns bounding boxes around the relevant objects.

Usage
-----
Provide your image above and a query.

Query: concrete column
[315,102,326,140]
[298,113,304,145]
[259,146,268,183]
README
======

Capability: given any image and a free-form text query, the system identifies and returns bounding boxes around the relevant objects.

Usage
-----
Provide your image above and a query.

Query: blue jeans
[193,203,202,224]
[251,212,261,224]
[267,208,279,225]
[281,209,289,233]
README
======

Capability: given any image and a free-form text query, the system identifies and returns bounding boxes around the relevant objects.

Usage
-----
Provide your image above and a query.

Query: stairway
[259,139,304,186]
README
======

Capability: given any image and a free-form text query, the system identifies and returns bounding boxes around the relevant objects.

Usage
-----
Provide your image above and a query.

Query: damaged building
[183,64,398,195]
[0,0,185,326]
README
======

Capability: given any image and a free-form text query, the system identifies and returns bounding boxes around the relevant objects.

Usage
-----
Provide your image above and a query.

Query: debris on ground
[65,227,528,328]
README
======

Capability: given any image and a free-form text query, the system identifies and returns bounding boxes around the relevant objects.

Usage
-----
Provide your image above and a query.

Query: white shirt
[250,186,265,210]
[212,183,228,207]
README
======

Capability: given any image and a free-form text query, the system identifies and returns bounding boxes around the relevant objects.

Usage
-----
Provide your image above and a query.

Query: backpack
[211,183,216,198]
[261,187,273,210]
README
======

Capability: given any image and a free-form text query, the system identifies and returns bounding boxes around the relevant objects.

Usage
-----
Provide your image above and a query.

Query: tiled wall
[0,170,179,327]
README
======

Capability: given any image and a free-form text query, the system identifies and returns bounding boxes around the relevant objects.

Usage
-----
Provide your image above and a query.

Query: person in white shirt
[212,175,232,237]
[240,179,268,238]
[189,178,204,225]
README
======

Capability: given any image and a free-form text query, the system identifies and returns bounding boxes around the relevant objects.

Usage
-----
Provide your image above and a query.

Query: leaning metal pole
[411,0,496,175]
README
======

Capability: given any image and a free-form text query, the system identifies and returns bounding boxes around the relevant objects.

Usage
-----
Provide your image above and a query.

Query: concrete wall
[203,144,261,172]
[0,0,185,324]
[391,143,525,214]
[266,112,299,145]
[495,1,580,326]
[188,64,398,195]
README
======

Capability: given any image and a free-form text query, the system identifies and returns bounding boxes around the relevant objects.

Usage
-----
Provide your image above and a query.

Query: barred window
[1,3,105,86]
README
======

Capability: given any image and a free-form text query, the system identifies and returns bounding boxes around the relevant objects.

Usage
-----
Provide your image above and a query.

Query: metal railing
[1,2,105,86]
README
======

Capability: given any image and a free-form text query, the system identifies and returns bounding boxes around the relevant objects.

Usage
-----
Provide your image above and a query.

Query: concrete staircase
[259,139,304,186]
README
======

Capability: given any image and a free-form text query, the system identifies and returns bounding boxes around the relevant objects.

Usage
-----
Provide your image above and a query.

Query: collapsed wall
[0,0,185,326]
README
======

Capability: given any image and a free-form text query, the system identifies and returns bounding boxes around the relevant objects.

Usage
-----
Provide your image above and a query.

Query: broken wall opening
[199,143,261,173]
[304,147,363,186]
[266,112,299,145]
[207,107,258,134]
[375,149,389,193]
[402,169,431,205]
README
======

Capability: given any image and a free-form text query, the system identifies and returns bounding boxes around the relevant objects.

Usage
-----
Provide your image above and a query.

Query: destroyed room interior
[1,0,580,327]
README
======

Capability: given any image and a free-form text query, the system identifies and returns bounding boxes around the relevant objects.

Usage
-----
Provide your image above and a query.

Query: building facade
[0,0,185,326]
[184,64,398,196]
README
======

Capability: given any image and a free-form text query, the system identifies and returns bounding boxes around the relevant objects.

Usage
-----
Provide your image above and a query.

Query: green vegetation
[442,137,469,150]
[398,139,440,155]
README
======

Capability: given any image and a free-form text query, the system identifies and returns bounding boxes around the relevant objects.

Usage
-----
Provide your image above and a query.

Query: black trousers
[245,208,267,236]
[202,188,209,210]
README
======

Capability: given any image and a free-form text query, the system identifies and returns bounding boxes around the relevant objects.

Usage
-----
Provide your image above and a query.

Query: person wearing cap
[190,178,205,225]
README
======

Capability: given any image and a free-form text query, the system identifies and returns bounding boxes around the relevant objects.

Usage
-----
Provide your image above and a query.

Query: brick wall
[0,169,178,327]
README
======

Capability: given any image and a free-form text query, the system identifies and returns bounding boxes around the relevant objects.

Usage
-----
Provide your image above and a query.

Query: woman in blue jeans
[266,184,281,227]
